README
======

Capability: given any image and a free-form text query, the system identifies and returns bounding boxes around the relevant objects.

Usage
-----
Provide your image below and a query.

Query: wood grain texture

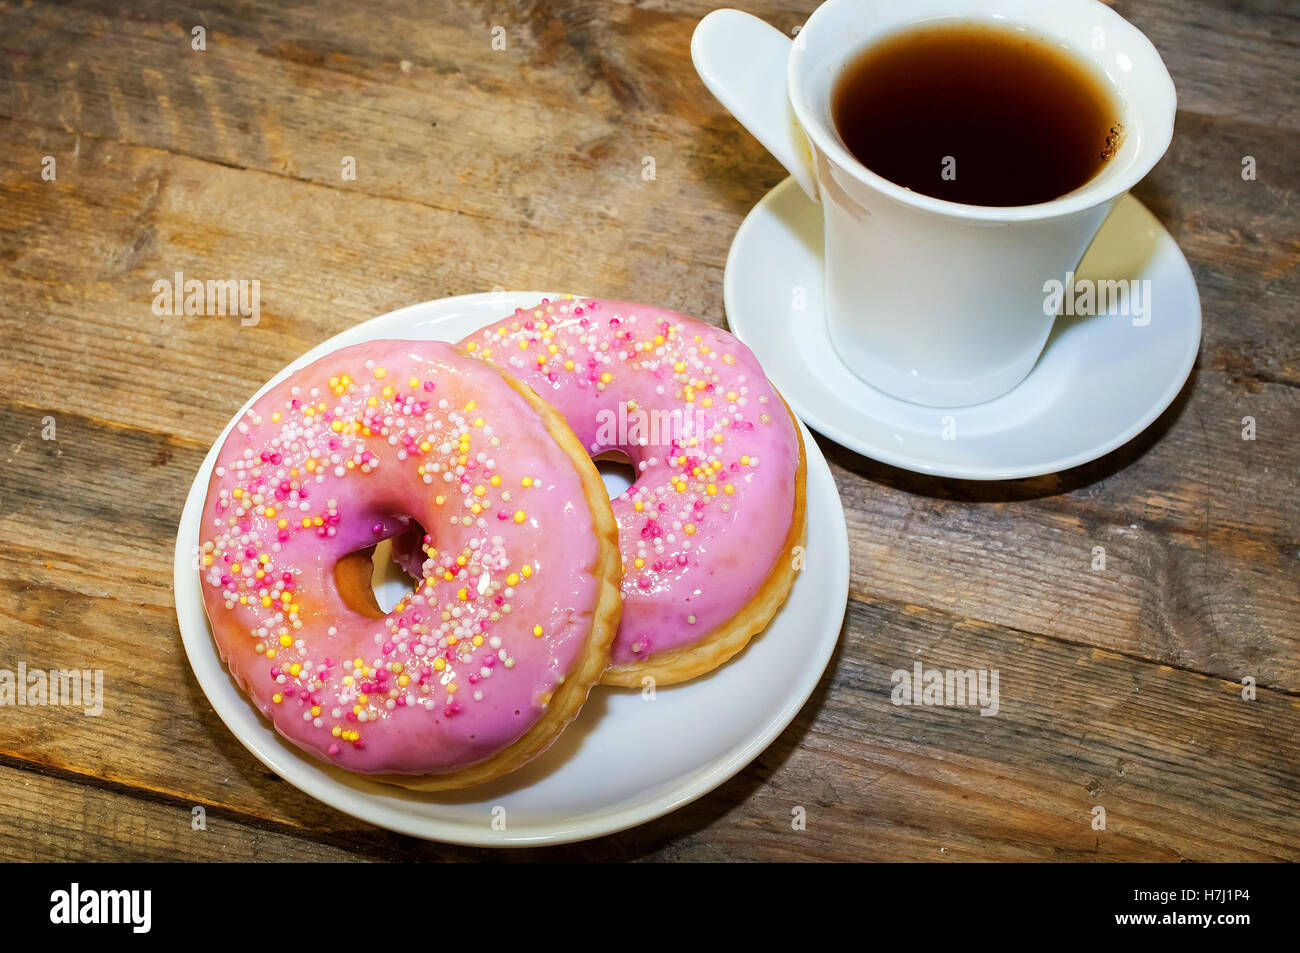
[0,0,1296,860]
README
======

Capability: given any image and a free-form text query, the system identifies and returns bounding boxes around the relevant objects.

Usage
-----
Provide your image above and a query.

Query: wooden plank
[0,1,1296,386]
[0,763,362,861]
[0,590,1295,860]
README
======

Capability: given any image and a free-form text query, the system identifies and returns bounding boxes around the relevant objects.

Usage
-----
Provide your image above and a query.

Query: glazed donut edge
[377,362,623,790]
[599,393,807,687]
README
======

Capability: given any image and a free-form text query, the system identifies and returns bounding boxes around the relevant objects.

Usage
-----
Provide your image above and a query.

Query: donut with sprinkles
[459,296,806,686]
[197,339,621,788]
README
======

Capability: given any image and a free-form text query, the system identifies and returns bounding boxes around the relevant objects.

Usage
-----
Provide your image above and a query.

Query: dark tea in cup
[831,22,1123,207]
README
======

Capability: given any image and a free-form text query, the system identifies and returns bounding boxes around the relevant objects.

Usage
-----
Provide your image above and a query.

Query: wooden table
[1,0,1296,862]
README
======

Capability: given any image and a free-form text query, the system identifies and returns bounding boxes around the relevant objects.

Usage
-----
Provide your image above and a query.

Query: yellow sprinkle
[521,477,533,487]
[684,524,696,535]
[533,625,544,637]
[373,367,387,379]
[507,573,520,587]
[272,693,283,704]
[457,587,469,601]
[513,509,527,523]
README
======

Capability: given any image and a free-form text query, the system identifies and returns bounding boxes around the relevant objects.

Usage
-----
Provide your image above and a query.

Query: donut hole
[334,521,429,618]
[594,450,636,500]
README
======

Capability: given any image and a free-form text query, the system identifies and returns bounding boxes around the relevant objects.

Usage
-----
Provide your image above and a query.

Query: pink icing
[459,297,800,666]
[197,340,605,775]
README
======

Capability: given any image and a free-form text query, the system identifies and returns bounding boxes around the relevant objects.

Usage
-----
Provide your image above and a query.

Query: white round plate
[174,292,849,846]
[724,178,1202,480]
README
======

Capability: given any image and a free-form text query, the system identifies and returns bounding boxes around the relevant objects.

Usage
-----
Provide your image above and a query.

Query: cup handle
[691,9,820,202]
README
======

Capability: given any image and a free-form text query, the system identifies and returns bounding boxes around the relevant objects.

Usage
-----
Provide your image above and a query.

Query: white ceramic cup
[693,0,1176,407]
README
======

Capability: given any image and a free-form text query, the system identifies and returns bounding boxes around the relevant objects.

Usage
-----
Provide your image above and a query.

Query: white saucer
[724,178,1202,480]
[173,292,849,846]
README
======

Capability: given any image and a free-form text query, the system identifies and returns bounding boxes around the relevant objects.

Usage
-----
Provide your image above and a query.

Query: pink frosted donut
[459,297,806,686]
[197,339,620,789]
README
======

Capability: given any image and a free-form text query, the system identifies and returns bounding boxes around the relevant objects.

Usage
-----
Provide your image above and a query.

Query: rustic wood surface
[0,0,1297,861]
